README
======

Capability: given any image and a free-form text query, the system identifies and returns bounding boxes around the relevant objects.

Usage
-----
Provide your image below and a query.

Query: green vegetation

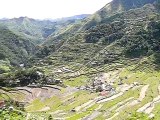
[0,110,25,120]
[0,60,11,74]
[153,103,160,120]
[127,113,150,120]
[1,0,160,119]
[0,27,36,66]
[64,75,89,87]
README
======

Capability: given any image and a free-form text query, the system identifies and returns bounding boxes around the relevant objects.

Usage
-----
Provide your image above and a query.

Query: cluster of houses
[93,79,116,96]
[78,74,116,96]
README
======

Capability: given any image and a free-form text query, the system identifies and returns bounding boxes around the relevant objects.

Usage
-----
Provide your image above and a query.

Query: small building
[0,100,5,108]
[100,91,109,96]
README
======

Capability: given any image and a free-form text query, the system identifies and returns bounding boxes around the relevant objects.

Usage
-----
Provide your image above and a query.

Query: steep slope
[0,17,57,44]
[44,0,157,45]
[30,2,160,118]
[82,0,156,30]
[0,27,36,67]
[1,0,160,120]
[41,1,160,70]
[0,16,89,44]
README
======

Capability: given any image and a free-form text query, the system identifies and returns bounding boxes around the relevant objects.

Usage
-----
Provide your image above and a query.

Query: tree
[127,112,149,120]
[48,115,53,120]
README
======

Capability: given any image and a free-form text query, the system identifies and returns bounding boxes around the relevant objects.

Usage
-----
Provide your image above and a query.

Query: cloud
[0,0,112,19]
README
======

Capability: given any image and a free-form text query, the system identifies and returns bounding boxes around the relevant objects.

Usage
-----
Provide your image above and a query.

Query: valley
[0,0,160,120]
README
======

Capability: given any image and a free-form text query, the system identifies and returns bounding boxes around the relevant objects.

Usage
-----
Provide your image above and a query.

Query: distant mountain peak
[81,0,157,30]
[45,14,90,22]
[99,0,156,16]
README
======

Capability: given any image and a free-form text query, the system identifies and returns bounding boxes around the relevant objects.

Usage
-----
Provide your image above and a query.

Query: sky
[0,0,112,19]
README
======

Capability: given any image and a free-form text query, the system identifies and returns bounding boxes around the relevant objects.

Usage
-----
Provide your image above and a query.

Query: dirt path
[82,104,102,120]
[137,85,160,116]
[138,85,149,101]
[38,106,50,112]
[115,97,134,112]
[74,100,94,112]
[106,112,119,120]
[62,87,79,97]
[81,102,96,111]
[137,96,160,114]
[83,111,101,120]
[127,85,149,107]
[97,92,123,103]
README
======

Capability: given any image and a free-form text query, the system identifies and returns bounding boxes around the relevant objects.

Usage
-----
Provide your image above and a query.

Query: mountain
[0,15,89,44]
[51,14,90,21]
[43,0,157,45]
[0,15,89,71]
[43,0,160,65]
[31,1,160,118]
[1,0,160,120]
[0,17,58,44]
[0,26,36,74]
[81,0,156,30]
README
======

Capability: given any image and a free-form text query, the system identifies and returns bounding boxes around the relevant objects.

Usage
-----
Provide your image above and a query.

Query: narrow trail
[82,104,102,120]
[74,100,95,112]
[138,85,149,101]
[73,96,103,112]
[38,106,50,112]
[97,92,123,103]
[107,97,134,113]
[102,97,134,120]
[128,85,149,107]
[83,111,101,120]
[115,97,134,112]
[81,102,96,111]
[106,112,119,120]
[137,84,160,116]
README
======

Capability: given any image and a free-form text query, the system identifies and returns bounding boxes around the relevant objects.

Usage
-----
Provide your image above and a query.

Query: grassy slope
[1,1,160,120]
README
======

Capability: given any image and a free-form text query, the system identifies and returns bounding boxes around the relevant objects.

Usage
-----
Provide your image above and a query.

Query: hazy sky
[0,0,112,19]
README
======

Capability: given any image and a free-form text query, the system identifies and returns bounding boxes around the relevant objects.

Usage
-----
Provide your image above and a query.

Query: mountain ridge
[43,0,158,46]
[0,14,89,44]
[1,0,160,119]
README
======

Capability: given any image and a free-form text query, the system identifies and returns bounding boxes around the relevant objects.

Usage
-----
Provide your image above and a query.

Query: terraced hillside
[44,0,156,45]
[41,2,160,69]
[1,66,160,119]
[1,0,160,120]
